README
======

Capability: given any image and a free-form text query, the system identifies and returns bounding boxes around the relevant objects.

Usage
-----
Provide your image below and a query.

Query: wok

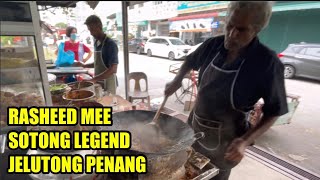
[101,110,204,180]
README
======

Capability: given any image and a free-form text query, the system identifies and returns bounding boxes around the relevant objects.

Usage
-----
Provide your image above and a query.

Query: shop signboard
[211,21,219,28]
[128,2,178,22]
[128,21,148,26]
[169,18,214,32]
[177,1,230,14]
[116,12,122,27]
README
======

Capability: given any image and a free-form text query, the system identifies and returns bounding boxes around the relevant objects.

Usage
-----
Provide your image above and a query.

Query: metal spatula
[146,95,169,128]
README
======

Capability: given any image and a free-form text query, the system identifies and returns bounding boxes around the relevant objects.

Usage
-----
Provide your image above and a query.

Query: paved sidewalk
[230,156,291,180]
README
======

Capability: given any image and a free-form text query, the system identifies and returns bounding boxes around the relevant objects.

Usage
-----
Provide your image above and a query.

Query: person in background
[55,26,92,63]
[75,15,119,95]
[55,26,93,83]
[165,2,288,180]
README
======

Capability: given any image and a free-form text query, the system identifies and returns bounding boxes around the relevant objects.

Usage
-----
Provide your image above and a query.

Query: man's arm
[83,51,93,63]
[224,115,278,162]
[164,60,193,96]
[72,61,94,68]
[82,44,93,63]
[243,115,278,145]
[90,64,118,83]
[164,38,215,96]
[225,55,288,163]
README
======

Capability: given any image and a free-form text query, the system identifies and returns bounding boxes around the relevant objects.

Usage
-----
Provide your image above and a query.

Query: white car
[144,36,191,60]
[43,36,55,46]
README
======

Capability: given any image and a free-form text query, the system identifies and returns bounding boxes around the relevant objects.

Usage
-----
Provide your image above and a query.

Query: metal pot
[67,81,95,92]
[101,110,204,180]
[62,89,95,102]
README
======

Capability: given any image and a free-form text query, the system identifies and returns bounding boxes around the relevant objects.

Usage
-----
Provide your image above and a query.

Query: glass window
[169,39,185,45]
[299,48,307,55]
[293,47,304,53]
[149,38,160,43]
[159,39,169,44]
[1,35,46,123]
[305,47,320,57]
[0,2,32,22]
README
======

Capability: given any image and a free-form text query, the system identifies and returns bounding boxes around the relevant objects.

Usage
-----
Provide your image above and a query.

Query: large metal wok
[101,110,204,180]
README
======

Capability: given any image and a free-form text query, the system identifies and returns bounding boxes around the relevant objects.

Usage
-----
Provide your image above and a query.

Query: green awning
[128,21,148,26]
[217,2,320,17]
[273,2,320,12]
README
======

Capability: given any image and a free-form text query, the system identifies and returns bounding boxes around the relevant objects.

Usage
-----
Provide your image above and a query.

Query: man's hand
[224,138,248,163]
[164,80,182,96]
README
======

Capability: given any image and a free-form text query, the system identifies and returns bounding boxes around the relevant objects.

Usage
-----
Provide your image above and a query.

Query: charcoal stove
[97,150,219,180]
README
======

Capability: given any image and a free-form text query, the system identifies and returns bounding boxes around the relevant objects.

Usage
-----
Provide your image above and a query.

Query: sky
[40,1,122,26]
[94,1,122,16]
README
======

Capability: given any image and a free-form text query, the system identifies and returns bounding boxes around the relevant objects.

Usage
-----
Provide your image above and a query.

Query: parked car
[128,37,148,55]
[144,36,191,60]
[43,36,55,46]
[278,43,320,81]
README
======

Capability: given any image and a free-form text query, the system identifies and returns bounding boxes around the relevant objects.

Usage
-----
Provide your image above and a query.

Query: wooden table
[97,95,132,111]
[97,95,152,112]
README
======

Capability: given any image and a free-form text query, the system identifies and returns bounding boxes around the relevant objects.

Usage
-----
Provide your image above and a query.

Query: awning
[169,12,218,21]
[273,2,320,12]
[36,1,100,9]
[40,21,55,34]
[127,1,148,6]
[169,17,219,32]
[36,1,78,8]
[107,13,116,19]
[170,29,211,33]
[129,21,148,26]
[177,1,229,14]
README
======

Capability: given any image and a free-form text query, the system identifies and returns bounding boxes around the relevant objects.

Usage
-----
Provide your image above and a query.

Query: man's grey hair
[226,1,274,31]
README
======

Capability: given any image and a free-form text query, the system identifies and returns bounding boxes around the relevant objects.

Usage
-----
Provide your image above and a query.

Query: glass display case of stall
[0,1,52,125]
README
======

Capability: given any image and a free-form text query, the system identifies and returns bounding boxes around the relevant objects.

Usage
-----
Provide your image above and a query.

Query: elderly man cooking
[165,1,288,180]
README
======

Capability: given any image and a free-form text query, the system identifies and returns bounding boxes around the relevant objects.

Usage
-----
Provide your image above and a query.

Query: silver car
[279,43,320,81]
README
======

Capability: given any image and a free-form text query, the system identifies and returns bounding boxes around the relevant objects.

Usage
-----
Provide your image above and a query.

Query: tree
[62,7,76,25]
[55,22,67,29]
[62,7,74,16]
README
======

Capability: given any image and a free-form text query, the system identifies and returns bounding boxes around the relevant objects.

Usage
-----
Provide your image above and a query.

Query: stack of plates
[47,73,56,84]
